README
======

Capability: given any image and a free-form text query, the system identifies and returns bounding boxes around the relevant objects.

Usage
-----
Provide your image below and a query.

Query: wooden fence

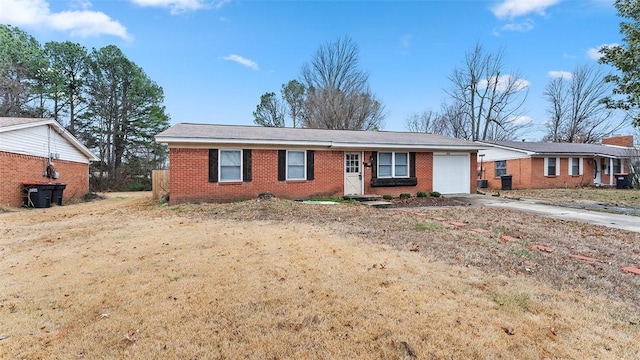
[152,169,169,201]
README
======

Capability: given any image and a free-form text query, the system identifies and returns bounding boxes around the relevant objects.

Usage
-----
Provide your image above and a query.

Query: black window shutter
[243,149,252,182]
[371,151,378,179]
[306,150,315,180]
[410,152,416,177]
[278,150,286,181]
[208,149,218,183]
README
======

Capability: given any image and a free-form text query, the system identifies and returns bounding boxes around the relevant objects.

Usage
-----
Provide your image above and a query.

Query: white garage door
[433,153,470,194]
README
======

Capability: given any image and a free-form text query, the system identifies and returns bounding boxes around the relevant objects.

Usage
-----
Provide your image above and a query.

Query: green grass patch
[508,248,532,259]
[414,221,442,231]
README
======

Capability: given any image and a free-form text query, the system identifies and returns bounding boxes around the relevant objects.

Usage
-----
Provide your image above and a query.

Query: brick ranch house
[155,123,485,205]
[476,136,637,190]
[0,117,98,207]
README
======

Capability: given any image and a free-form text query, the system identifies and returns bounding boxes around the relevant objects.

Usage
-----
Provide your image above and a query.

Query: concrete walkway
[450,194,640,233]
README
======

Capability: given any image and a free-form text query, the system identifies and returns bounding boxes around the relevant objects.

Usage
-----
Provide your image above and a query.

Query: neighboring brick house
[0,117,98,207]
[155,123,484,205]
[477,136,637,190]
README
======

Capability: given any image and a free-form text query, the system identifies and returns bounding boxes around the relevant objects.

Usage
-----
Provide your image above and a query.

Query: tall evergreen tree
[0,24,47,117]
[79,45,170,190]
[600,0,640,127]
[43,41,90,134]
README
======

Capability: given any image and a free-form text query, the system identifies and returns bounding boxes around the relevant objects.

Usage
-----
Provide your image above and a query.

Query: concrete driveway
[451,194,640,233]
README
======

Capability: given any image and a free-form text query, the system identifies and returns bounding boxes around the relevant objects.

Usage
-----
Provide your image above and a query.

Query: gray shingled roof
[0,117,48,129]
[156,123,485,150]
[481,140,634,157]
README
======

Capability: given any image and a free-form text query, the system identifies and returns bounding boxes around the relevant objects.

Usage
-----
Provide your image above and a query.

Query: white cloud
[130,0,230,14]
[492,0,561,19]
[511,115,533,125]
[479,75,530,92]
[69,0,92,10]
[548,70,573,79]
[222,55,259,71]
[0,0,129,39]
[131,0,204,14]
[213,0,231,10]
[49,11,129,38]
[587,43,618,60]
[500,19,534,32]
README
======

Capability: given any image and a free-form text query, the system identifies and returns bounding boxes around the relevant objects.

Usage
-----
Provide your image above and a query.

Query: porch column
[609,158,614,185]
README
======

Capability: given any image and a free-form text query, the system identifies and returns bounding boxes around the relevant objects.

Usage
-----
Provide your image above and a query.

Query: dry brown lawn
[1,192,639,359]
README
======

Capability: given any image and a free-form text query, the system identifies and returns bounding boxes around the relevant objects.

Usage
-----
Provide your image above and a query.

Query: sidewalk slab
[452,195,640,233]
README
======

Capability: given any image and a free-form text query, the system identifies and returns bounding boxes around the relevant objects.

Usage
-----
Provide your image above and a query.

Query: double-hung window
[569,157,582,176]
[378,152,409,178]
[219,149,242,182]
[287,150,306,180]
[613,159,622,174]
[495,160,507,177]
[544,157,559,177]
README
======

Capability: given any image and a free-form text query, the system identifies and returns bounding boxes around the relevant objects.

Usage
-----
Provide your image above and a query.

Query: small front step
[343,194,383,202]
[359,200,394,209]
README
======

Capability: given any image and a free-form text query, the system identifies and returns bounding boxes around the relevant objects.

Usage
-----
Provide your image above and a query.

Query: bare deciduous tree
[301,37,385,130]
[406,110,442,133]
[542,65,623,143]
[445,43,530,141]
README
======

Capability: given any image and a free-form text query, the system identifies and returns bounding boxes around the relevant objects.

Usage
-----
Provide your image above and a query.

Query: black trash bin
[23,183,55,208]
[615,173,631,189]
[501,174,513,190]
[51,183,67,205]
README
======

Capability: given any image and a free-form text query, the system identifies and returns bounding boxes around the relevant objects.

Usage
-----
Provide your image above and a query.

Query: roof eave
[47,121,99,161]
[156,136,486,151]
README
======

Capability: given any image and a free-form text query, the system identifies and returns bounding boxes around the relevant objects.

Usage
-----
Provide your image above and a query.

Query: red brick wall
[0,151,90,207]
[602,135,634,147]
[169,148,473,204]
[482,157,595,190]
[168,148,344,204]
[470,152,478,194]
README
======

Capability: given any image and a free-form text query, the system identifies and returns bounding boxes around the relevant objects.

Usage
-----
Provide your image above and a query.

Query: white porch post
[609,158,614,185]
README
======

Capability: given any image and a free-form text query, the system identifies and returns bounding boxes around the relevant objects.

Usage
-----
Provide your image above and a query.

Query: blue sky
[0,0,627,140]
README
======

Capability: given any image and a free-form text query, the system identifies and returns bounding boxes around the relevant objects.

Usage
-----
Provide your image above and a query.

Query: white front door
[594,158,602,184]
[344,152,363,195]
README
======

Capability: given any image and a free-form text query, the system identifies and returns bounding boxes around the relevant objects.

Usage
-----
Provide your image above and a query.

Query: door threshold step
[343,194,383,202]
